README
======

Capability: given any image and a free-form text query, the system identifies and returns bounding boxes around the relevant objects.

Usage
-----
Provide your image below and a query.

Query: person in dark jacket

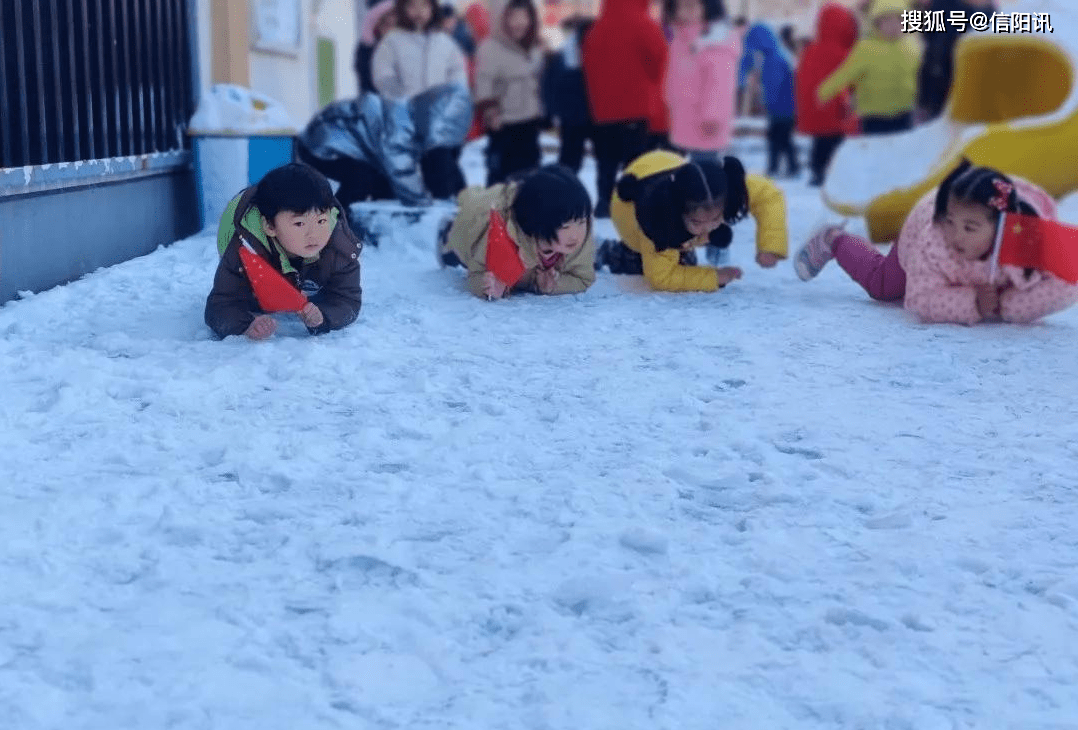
[354,0,396,95]
[541,15,595,173]
[917,0,997,121]
[205,163,362,340]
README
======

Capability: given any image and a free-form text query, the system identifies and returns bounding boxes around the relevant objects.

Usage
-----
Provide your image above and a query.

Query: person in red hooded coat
[462,2,492,141]
[583,0,669,218]
[794,2,858,186]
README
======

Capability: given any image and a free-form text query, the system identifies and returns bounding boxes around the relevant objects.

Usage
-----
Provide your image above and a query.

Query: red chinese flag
[485,208,526,287]
[997,213,1078,284]
[238,238,309,312]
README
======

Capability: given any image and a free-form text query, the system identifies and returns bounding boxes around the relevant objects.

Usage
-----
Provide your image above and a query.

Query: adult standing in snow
[583,0,670,218]
[795,2,859,186]
[541,15,596,174]
[739,23,799,177]
[474,0,547,185]
[792,161,1078,324]
[663,0,741,167]
[916,0,997,122]
[371,0,470,199]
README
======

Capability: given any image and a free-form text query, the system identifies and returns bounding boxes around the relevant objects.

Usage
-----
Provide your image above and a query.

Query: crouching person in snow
[437,164,596,299]
[598,149,787,291]
[205,163,363,340]
[792,160,1078,324]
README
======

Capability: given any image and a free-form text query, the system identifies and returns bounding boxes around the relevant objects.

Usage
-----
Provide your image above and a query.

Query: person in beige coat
[438,164,597,299]
[474,0,547,184]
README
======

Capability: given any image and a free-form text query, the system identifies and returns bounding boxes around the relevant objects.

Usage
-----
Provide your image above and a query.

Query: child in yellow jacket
[598,149,787,293]
[817,0,921,134]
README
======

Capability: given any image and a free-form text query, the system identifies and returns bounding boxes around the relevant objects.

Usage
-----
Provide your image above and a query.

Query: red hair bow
[988,179,1013,212]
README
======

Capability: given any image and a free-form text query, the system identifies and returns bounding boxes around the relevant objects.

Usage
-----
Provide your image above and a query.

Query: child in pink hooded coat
[663,0,741,164]
[793,161,1078,325]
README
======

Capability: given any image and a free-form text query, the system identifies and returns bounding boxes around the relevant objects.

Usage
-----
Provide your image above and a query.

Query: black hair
[393,0,440,32]
[933,159,1039,224]
[512,164,593,242]
[615,155,750,252]
[718,156,750,223]
[934,159,1039,274]
[252,162,337,221]
[662,0,726,24]
[439,3,456,20]
[501,0,540,49]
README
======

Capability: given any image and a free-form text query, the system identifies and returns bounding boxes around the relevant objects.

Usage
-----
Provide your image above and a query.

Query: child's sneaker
[793,223,844,281]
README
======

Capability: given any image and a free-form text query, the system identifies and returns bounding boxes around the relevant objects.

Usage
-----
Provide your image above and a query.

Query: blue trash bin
[190,132,296,230]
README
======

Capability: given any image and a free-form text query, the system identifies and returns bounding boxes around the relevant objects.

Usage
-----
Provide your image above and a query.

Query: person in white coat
[371,0,471,199]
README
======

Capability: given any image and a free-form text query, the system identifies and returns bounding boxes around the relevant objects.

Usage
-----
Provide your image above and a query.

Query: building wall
[316,0,361,101]
[195,0,359,129]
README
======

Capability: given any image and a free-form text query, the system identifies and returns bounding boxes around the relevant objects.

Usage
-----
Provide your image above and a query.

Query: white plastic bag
[188,84,295,134]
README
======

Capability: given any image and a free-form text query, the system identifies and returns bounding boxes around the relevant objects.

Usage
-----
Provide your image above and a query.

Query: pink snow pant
[833,233,906,302]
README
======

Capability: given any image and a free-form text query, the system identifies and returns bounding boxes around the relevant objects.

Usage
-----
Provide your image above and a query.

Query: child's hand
[975,285,1002,319]
[716,266,743,286]
[483,107,502,131]
[536,267,560,294]
[245,314,277,341]
[299,302,324,329]
[482,271,508,300]
[756,251,782,268]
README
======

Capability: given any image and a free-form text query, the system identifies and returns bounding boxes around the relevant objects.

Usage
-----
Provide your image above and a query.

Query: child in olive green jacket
[817,0,922,134]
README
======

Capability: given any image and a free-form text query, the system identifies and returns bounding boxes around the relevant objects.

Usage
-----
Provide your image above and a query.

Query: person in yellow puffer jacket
[817,0,922,134]
[601,149,788,293]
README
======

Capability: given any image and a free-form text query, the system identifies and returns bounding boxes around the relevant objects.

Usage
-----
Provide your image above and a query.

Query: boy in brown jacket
[204,163,363,340]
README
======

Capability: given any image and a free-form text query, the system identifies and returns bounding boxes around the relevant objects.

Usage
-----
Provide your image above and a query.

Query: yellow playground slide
[822,0,1078,243]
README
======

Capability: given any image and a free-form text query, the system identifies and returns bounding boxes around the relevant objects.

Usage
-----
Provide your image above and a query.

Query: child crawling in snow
[437,164,597,299]
[597,149,788,292]
[793,160,1078,324]
[205,163,363,340]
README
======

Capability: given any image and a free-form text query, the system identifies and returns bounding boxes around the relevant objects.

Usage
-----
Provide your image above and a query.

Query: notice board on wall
[252,0,302,55]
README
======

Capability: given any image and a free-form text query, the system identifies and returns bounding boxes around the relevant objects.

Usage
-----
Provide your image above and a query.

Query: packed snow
[2,135,1078,730]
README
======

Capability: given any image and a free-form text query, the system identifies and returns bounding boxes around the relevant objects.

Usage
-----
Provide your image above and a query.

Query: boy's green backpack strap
[216,186,261,257]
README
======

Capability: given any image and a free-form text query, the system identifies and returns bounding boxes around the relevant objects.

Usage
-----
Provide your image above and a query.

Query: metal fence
[0,0,195,168]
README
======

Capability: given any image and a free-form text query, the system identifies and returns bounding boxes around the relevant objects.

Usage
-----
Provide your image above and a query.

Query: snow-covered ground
[2,137,1078,730]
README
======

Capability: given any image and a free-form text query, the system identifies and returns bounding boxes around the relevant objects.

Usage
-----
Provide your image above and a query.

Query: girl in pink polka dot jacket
[793,160,1078,325]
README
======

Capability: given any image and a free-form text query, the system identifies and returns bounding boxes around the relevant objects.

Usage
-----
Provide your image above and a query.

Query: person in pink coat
[663,0,741,164]
[792,160,1078,325]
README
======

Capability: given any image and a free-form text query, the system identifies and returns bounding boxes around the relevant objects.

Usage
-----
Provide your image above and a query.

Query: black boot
[436,215,463,268]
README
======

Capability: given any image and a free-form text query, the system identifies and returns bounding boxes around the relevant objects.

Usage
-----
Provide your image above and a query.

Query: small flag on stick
[991,213,1078,284]
[485,208,526,288]
[238,237,309,312]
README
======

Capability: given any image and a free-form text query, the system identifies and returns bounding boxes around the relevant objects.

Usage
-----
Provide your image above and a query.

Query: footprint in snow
[618,527,669,556]
[824,607,890,632]
[316,554,419,589]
